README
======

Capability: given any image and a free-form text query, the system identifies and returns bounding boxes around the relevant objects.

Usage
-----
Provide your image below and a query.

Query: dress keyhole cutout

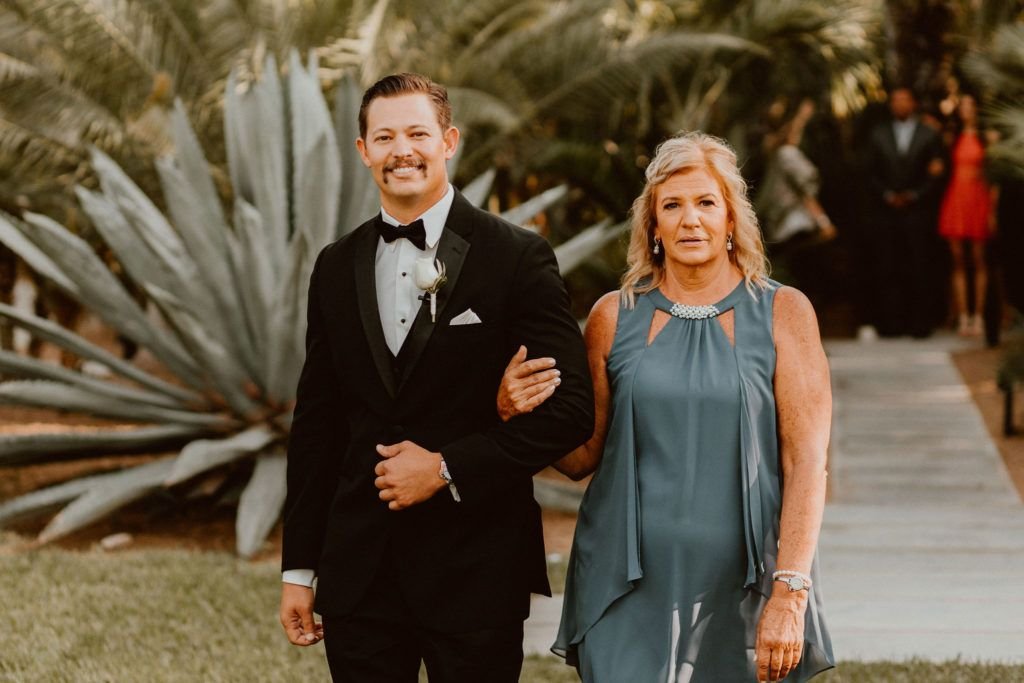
[646,309,735,347]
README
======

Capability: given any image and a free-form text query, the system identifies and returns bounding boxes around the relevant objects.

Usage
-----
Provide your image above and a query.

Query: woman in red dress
[938,95,998,336]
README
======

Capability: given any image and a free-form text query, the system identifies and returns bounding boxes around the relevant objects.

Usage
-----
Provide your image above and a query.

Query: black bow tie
[377,218,427,250]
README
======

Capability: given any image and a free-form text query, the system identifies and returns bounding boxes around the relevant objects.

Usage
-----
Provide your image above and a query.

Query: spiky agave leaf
[164,426,277,487]
[553,218,629,275]
[333,72,380,237]
[461,169,497,208]
[235,448,287,559]
[0,302,202,405]
[499,185,569,229]
[37,458,177,544]
[0,350,187,410]
[0,425,211,468]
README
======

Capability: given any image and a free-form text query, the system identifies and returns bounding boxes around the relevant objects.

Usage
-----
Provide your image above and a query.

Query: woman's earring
[653,238,661,255]
[726,233,734,251]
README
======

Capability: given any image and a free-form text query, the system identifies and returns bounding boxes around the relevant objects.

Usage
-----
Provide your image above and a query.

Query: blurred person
[756,99,836,246]
[866,87,945,338]
[755,99,837,291]
[938,94,998,336]
[501,132,834,681]
[278,73,594,683]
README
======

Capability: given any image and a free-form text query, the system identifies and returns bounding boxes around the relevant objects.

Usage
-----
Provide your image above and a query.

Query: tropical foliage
[0,51,622,555]
[0,0,891,552]
[0,0,887,217]
[962,21,1024,180]
[0,0,392,213]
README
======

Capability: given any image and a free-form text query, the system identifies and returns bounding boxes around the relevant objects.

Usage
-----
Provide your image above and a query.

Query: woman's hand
[496,345,560,421]
[755,591,806,682]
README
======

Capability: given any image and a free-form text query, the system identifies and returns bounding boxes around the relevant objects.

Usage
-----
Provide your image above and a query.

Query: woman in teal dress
[500,132,834,681]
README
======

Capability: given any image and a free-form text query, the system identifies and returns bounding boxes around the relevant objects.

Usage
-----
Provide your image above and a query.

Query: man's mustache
[384,158,426,173]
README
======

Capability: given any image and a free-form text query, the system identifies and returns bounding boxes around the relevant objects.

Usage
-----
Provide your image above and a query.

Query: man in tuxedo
[865,87,945,337]
[278,73,594,682]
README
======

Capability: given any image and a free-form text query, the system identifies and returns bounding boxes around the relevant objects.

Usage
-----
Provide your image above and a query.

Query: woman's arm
[755,286,831,682]
[550,291,618,480]
[495,291,618,480]
[800,195,837,239]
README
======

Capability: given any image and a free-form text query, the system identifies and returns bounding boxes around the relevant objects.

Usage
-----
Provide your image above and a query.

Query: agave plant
[0,50,624,556]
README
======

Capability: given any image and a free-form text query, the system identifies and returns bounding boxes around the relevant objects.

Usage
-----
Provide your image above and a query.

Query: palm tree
[2,0,886,215]
[963,21,1024,178]
[410,0,886,216]
[0,0,397,215]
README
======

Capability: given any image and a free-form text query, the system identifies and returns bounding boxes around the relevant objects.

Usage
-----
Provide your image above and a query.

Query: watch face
[787,577,806,591]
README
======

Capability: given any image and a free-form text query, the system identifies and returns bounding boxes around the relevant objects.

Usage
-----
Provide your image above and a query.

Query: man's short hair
[359,73,452,138]
[890,85,917,100]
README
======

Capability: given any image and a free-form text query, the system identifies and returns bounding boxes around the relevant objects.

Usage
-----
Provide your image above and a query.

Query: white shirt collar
[379,184,454,250]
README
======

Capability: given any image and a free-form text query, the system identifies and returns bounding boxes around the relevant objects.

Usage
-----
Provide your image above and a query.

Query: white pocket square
[449,308,482,325]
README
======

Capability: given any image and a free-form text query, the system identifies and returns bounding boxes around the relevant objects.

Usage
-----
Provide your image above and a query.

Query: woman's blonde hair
[620,131,770,307]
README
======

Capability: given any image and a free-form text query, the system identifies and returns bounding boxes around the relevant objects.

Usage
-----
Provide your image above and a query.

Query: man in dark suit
[866,87,945,337]
[278,73,594,682]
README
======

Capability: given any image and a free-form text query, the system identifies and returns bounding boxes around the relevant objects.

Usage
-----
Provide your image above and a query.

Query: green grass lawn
[0,546,1021,682]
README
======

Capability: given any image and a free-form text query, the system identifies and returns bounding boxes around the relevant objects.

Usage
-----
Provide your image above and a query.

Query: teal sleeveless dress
[553,280,834,682]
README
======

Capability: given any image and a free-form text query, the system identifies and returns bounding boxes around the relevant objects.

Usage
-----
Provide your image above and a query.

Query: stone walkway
[524,334,1024,663]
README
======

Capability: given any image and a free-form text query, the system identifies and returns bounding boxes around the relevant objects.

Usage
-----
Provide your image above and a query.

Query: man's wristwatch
[439,458,454,486]
[438,457,461,502]
[772,570,812,592]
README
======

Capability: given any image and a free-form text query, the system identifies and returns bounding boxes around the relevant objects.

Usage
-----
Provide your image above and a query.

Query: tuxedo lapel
[882,122,900,159]
[353,224,398,398]
[905,121,928,161]
[395,193,475,394]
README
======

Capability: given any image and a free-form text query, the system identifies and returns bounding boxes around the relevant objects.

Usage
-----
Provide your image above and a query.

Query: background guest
[938,93,998,337]
[866,87,945,338]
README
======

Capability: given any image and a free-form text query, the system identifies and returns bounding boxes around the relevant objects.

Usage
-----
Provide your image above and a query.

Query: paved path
[524,334,1024,663]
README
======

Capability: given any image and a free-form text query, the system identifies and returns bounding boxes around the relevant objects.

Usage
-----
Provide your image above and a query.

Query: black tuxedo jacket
[867,119,944,226]
[282,190,594,632]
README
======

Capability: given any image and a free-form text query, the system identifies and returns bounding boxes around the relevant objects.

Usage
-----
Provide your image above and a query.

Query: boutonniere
[414,257,447,322]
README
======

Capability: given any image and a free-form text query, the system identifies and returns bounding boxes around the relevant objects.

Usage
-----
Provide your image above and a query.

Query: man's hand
[497,345,560,422]
[375,441,445,510]
[884,190,909,208]
[280,583,323,646]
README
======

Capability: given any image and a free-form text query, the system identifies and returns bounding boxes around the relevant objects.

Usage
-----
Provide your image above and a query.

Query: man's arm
[440,235,595,505]
[908,128,945,204]
[281,247,351,571]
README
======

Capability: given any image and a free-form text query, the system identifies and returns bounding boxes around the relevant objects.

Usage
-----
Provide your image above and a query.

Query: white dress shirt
[376,184,453,355]
[892,117,917,155]
[282,185,456,588]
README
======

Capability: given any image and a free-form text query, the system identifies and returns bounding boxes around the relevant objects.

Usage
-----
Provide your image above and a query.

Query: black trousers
[322,556,525,683]
[873,212,938,337]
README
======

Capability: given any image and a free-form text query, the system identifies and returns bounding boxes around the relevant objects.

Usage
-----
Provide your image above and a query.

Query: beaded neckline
[647,280,748,320]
